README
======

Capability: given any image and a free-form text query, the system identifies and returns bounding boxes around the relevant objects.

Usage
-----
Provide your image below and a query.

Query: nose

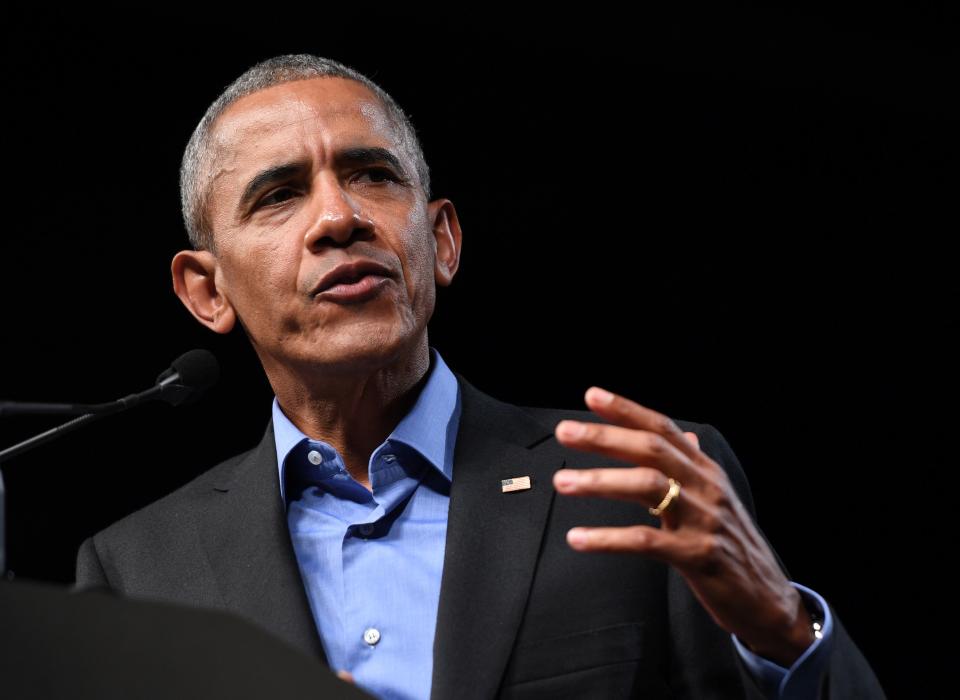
[302,174,375,250]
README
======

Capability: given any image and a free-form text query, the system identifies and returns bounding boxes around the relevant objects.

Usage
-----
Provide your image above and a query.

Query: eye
[355,167,401,184]
[259,187,298,207]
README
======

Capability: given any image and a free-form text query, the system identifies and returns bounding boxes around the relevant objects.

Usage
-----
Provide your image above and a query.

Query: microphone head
[171,349,220,391]
[156,349,220,406]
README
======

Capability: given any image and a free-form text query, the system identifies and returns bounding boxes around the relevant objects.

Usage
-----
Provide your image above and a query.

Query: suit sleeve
[690,423,887,699]
[74,535,112,591]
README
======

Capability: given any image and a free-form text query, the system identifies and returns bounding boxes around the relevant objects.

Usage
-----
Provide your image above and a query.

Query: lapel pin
[501,476,532,493]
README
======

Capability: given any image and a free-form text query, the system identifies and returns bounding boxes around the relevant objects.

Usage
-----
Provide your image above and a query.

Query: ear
[171,249,237,334]
[426,198,462,288]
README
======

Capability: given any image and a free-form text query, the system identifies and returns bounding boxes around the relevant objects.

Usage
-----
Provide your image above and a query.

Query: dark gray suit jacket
[75,372,884,699]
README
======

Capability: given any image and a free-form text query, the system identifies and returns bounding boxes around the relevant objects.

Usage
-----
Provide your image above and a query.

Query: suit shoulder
[89,440,259,545]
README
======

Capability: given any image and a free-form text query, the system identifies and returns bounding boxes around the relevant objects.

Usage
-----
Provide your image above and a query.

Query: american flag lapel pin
[501,476,532,493]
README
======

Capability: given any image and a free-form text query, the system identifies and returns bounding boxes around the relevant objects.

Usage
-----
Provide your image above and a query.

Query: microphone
[0,349,220,417]
[0,349,219,459]
[153,348,221,408]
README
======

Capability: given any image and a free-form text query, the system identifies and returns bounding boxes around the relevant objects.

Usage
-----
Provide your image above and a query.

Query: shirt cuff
[731,582,835,700]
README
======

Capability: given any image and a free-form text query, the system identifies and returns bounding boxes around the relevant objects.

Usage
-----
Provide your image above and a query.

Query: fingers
[555,418,697,482]
[554,466,671,504]
[573,386,702,462]
[566,524,708,569]
[554,466,708,530]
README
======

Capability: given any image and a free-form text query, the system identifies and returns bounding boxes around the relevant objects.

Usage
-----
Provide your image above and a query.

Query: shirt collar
[272,345,461,503]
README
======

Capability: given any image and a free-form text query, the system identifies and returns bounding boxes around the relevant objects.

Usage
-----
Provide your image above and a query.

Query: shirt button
[358,524,374,537]
[307,450,323,465]
[363,627,381,646]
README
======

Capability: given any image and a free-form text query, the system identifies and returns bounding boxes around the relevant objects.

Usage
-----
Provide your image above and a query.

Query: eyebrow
[239,162,305,210]
[336,146,407,176]
[238,146,408,211]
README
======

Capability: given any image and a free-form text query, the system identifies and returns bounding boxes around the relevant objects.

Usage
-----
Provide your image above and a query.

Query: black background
[2,6,956,697]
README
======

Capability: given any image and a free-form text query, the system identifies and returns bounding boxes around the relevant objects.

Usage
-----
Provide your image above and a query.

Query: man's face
[194,77,456,376]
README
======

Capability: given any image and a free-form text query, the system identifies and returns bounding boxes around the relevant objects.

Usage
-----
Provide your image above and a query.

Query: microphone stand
[0,385,181,576]
[0,379,186,463]
[0,348,219,577]
[1,413,102,463]
[1,413,105,578]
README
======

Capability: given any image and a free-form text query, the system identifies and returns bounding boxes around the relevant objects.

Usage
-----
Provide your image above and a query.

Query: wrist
[744,592,819,667]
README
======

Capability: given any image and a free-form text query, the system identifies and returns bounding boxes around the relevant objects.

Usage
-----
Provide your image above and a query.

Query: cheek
[400,210,436,308]
[219,236,299,320]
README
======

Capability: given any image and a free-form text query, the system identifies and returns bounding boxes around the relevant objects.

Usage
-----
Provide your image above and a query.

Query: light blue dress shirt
[274,346,460,700]
[273,345,832,699]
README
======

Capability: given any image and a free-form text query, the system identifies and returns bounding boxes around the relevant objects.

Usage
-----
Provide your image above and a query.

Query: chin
[294,327,417,371]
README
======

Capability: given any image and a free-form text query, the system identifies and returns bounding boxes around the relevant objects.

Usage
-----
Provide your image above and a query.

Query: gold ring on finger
[649,477,681,517]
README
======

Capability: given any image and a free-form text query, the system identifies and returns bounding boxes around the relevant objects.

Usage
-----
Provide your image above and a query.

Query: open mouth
[315,272,390,303]
[312,260,394,303]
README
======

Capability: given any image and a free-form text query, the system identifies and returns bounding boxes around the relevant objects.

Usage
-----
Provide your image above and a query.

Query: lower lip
[315,274,391,303]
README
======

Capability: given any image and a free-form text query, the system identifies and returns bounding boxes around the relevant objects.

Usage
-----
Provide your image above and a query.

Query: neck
[263,336,432,490]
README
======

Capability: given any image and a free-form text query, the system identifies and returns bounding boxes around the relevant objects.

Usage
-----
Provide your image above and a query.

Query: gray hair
[179,54,431,251]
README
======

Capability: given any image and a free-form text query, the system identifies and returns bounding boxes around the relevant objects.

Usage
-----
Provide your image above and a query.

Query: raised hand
[552,386,815,667]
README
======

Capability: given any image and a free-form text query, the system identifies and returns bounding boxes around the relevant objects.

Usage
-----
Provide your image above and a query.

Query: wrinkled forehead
[208,77,404,177]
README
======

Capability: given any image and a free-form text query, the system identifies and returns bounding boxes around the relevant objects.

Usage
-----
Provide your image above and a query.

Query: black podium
[1,579,371,699]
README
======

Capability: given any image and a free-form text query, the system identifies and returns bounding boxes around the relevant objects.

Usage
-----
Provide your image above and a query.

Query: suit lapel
[431,373,567,700]
[194,372,567,693]
[199,422,327,663]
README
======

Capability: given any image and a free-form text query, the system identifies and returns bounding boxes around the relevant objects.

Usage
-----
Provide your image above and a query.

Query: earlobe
[428,199,463,287]
[171,250,236,334]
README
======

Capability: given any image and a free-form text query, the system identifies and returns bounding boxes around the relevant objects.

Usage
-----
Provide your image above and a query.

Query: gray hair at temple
[179,54,432,252]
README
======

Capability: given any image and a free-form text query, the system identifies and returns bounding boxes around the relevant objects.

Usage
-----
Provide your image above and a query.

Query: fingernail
[567,528,589,547]
[554,469,579,489]
[587,387,614,405]
[557,421,586,439]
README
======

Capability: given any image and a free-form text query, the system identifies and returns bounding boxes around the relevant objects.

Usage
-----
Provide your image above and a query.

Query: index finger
[581,386,703,462]
[554,421,697,483]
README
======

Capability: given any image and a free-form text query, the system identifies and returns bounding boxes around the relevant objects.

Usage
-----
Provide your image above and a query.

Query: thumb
[336,670,355,684]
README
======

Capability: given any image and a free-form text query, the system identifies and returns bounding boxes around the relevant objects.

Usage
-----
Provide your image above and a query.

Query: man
[75,54,884,699]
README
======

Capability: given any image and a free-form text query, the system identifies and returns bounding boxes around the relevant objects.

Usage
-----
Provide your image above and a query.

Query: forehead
[209,76,401,170]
